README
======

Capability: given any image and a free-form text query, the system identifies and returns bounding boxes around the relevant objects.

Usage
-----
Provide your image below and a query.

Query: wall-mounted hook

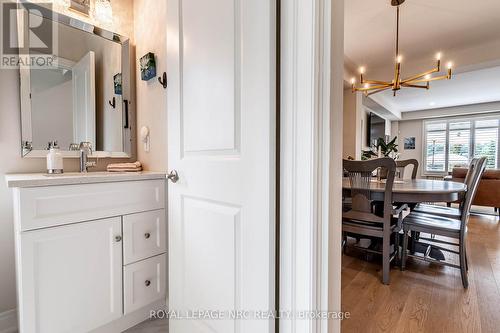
[158,72,167,89]
[109,97,116,109]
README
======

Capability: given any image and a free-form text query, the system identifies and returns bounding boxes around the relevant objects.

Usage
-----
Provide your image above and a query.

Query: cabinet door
[19,217,123,333]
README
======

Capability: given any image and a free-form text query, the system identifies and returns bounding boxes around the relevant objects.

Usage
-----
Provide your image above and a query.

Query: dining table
[342,178,467,203]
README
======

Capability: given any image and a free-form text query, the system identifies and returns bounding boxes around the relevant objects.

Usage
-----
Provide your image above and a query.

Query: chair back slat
[343,158,396,224]
[461,157,487,228]
[458,157,480,210]
[395,159,419,180]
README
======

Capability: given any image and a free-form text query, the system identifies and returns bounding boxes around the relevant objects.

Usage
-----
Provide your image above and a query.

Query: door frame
[280,0,343,332]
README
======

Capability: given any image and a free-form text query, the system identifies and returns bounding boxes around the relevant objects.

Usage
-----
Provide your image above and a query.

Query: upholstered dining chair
[412,157,481,219]
[342,158,406,285]
[401,157,487,288]
[396,159,419,180]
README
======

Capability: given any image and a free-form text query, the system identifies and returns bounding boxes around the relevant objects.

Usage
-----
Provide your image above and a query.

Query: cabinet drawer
[17,179,165,231]
[124,254,166,314]
[123,210,166,264]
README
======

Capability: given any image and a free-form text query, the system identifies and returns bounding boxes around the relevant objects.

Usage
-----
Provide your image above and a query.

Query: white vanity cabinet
[7,172,167,333]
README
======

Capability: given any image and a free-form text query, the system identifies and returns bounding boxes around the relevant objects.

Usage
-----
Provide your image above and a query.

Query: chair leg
[395,231,401,265]
[446,202,451,207]
[401,229,408,271]
[382,234,390,285]
[342,233,347,254]
[410,231,416,254]
[465,245,469,272]
[459,239,469,289]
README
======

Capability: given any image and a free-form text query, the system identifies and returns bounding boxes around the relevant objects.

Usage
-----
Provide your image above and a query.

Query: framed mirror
[18,2,135,158]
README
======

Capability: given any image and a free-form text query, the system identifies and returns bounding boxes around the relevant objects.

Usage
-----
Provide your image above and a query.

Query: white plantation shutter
[425,122,447,172]
[424,116,500,174]
[474,119,499,169]
[448,121,471,170]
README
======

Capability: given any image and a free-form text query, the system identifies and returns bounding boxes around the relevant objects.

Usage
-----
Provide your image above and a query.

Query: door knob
[167,170,179,183]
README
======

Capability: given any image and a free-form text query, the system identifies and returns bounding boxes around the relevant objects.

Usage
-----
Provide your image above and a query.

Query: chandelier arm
[401,67,440,83]
[366,86,393,96]
[400,83,429,89]
[361,79,393,86]
[355,84,393,92]
[404,74,450,85]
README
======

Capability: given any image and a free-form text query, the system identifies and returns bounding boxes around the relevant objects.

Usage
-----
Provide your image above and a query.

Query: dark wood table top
[342,178,466,203]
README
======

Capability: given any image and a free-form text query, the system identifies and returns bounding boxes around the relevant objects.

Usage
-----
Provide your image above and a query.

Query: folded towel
[107,161,142,172]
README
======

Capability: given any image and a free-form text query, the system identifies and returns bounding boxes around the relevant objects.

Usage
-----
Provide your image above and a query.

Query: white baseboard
[0,309,17,333]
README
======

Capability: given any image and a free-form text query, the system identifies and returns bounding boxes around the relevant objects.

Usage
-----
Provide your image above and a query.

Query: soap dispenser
[46,141,63,174]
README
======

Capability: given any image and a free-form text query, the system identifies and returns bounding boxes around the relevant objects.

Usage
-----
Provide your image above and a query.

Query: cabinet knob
[144,232,151,239]
[115,235,122,242]
[145,280,151,287]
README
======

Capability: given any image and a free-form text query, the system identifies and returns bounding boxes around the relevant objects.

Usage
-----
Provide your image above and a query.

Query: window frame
[422,114,500,176]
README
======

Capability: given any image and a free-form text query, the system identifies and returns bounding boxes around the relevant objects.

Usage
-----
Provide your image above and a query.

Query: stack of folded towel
[107,161,142,172]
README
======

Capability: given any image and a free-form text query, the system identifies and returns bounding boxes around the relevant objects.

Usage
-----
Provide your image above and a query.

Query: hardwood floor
[341,213,500,333]
[124,318,168,332]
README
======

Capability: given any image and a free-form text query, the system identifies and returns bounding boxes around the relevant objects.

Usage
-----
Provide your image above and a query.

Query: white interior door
[72,51,96,147]
[167,0,276,332]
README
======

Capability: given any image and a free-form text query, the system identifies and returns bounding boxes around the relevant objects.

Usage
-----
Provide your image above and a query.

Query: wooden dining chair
[412,157,481,219]
[342,158,406,285]
[396,159,419,180]
[401,157,487,288]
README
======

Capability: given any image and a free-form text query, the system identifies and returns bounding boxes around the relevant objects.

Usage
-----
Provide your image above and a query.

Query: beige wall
[343,89,357,158]
[343,89,395,159]
[0,0,136,313]
[133,0,168,172]
[394,119,423,177]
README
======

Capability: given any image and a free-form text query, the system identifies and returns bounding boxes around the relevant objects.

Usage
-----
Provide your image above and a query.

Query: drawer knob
[144,232,151,239]
[145,280,151,287]
[115,235,122,242]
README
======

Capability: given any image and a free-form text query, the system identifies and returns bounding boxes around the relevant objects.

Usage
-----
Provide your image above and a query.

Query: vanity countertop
[5,171,167,188]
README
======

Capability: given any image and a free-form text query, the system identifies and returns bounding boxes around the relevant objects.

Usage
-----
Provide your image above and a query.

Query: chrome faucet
[79,142,96,173]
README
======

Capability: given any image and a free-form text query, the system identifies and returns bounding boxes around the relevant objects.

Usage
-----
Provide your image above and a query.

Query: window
[423,115,500,174]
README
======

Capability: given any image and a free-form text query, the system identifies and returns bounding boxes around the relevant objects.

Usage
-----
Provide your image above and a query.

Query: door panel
[19,217,122,333]
[167,0,275,332]
[181,0,239,154]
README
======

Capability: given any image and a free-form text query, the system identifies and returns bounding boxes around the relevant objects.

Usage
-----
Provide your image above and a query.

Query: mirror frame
[18,1,136,159]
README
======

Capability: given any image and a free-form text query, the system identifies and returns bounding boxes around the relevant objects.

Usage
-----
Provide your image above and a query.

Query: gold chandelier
[351,0,453,97]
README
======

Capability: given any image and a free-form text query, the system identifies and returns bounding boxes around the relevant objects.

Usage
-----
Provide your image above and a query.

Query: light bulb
[364,83,370,89]
[350,77,356,85]
[425,74,431,80]
[447,62,453,69]
[396,55,403,63]
[359,66,365,74]
[436,52,442,61]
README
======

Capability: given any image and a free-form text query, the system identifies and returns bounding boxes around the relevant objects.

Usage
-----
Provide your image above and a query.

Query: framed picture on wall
[404,137,416,150]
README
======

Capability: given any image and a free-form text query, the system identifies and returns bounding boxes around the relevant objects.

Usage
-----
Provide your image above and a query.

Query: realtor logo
[1,0,58,68]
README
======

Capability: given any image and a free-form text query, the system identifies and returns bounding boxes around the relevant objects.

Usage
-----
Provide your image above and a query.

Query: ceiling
[345,0,500,113]
[369,66,500,113]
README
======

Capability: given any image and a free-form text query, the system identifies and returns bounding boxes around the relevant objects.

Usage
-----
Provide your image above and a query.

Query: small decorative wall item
[113,73,122,95]
[158,72,167,89]
[404,137,416,150]
[140,52,157,81]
